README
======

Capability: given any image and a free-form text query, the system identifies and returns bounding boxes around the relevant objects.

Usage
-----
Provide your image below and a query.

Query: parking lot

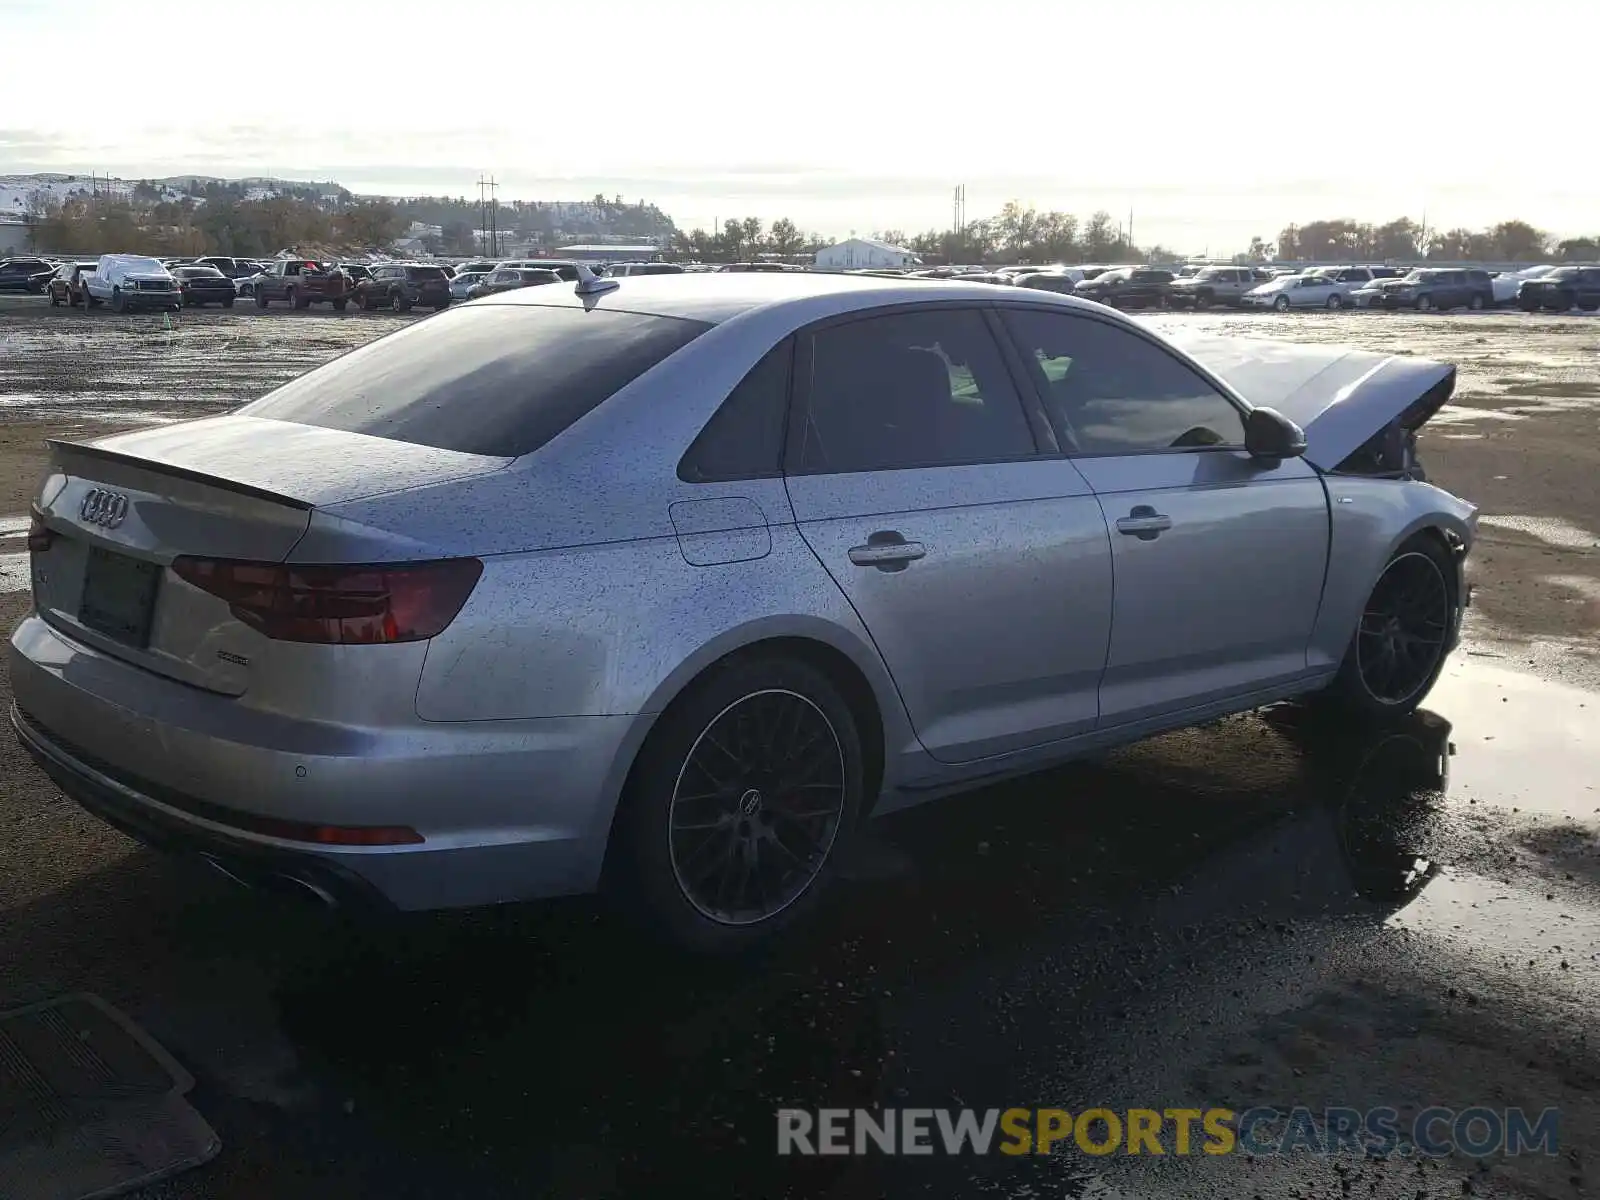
[1,293,1598,1198]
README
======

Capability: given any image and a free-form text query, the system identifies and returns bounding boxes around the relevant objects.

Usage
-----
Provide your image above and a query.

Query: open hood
[1164,332,1455,471]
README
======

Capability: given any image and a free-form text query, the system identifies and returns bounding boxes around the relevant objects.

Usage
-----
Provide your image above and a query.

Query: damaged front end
[1327,367,1456,481]
[1166,332,1458,476]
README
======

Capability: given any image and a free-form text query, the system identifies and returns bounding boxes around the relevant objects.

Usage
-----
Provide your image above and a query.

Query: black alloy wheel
[1355,550,1452,707]
[667,688,848,927]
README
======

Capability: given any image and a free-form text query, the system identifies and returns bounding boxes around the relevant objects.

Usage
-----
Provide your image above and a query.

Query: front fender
[1309,478,1476,671]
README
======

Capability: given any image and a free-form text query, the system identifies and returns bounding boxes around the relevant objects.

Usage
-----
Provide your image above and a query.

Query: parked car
[234,270,265,298]
[1313,266,1403,300]
[171,265,238,307]
[717,262,790,273]
[1489,265,1556,306]
[1517,265,1600,312]
[1072,267,1175,309]
[191,256,260,280]
[1370,269,1495,312]
[84,254,182,312]
[607,261,687,277]
[0,257,56,292]
[1242,272,1349,310]
[449,270,493,301]
[451,260,504,276]
[467,267,561,298]
[254,260,353,310]
[499,259,585,281]
[46,262,98,307]
[9,275,1475,953]
[1167,266,1276,308]
[1017,268,1089,295]
[354,263,453,311]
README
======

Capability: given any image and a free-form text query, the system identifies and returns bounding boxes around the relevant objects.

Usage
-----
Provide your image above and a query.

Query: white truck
[84,254,183,313]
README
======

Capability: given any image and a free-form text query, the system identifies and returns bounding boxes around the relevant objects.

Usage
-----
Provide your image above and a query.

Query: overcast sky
[2,0,1592,252]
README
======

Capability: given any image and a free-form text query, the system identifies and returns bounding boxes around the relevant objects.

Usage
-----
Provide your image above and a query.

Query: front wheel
[332,298,348,312]
[1326,293,1343,310]
[393,291,412,312]
[49,291,60,307]
[1415,295,1434,311]
[111,288,125,313]
[609,655,866,954]
[1319,536,1459,721]
[1273,294,1291,311]
[255,288,269,309]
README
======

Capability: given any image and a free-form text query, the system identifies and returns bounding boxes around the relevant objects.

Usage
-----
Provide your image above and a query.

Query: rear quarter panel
[1309,477,1476,671]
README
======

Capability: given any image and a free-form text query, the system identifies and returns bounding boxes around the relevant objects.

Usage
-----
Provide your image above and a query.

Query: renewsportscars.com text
[776,1106,1560,1158]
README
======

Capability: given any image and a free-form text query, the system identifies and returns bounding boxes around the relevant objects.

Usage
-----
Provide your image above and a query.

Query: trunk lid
[30,416,510,694]
[1164,332,1455,471]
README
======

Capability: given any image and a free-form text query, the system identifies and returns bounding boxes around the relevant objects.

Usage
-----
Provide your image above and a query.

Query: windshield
[1197,268,1228,279]
[241,305,712,456]
[1545,267,1580,280]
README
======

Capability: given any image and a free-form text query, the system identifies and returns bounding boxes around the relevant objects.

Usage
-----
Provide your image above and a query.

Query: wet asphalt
[1,295,1597,1198]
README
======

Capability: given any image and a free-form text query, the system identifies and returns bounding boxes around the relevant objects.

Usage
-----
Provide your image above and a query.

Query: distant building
[813,237,921,270]
[556,243,663,263]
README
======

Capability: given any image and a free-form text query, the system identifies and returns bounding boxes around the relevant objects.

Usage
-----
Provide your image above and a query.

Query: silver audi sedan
[11,272,1476,953]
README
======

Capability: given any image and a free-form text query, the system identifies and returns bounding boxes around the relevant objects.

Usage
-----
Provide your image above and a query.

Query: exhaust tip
[265,873,339,909]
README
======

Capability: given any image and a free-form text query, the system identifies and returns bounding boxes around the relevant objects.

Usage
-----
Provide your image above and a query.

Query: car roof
[475,270,1110,326]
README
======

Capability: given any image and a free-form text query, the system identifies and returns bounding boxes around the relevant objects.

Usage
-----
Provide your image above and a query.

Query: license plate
[78,547,161,648]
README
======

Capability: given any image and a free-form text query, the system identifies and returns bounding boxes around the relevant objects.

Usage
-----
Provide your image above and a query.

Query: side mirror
[1245,406,1307,461]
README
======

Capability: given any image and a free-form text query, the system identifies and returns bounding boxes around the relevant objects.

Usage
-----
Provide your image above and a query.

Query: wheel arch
[594,619,903,878]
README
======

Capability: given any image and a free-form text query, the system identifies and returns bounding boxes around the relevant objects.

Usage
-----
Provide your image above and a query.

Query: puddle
[1429,657,1599,821]
[1385,868,1600,984]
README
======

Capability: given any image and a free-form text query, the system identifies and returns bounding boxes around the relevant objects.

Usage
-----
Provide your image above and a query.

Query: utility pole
[1128,205,1134,255]
[476,174,500,255]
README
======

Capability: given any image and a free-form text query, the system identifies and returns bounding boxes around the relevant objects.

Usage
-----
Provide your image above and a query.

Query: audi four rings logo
[80,488,130,528]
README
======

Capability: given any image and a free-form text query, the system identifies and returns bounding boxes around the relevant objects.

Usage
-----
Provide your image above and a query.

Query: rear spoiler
[46,439,315,510]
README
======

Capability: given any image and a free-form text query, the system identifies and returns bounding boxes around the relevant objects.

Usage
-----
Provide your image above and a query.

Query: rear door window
[241,305,712,457]
[793,308,1038,475]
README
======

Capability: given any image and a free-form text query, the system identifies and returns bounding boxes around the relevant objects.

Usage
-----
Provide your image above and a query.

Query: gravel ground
[0,295,1597,1199]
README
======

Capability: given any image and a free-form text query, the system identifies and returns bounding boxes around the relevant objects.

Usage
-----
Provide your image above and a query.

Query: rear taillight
[171,557,482,644]
[27,507,54,552]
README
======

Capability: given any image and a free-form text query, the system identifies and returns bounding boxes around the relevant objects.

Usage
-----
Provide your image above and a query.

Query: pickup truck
[252,260,352,311]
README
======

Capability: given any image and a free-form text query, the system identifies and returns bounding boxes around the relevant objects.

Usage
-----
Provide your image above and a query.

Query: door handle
[1115,506,1172,540]
[848,532,926,570]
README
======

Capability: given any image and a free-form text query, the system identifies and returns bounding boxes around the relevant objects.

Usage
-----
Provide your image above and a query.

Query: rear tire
[222,296,235,308]
[255,288,268,309]
[1317,535,1459,722]
[1468,293,1485,311]
[393,291,412,313]
[111,288,125,313]
[332,298,348,312]
[608,655,866,955]
[291,288,309,310]
[49,292,60,307]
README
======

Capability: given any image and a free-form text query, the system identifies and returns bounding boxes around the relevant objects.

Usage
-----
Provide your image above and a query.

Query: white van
[85,254,182,313]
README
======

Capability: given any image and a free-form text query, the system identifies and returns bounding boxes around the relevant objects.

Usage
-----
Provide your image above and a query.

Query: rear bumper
[8,613,641,910]
[14,704,394,910]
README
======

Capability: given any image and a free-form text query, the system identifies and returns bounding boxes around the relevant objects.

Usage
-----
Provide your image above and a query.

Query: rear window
[240,305,713,457]
[406,266,447,280]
